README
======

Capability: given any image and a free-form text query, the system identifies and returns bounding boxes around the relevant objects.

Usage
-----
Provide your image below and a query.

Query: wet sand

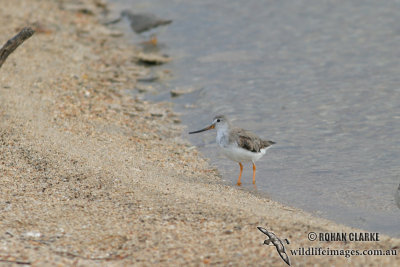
[0,1,399,266]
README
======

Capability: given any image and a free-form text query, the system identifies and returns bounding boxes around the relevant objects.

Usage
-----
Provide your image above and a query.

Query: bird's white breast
[215,124,270,163]
[220,145,268,163]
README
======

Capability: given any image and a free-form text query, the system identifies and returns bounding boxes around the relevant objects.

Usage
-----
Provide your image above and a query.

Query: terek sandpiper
[189,115,275,186]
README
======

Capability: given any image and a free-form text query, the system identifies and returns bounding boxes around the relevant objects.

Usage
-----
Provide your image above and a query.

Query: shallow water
[110,0,400,236]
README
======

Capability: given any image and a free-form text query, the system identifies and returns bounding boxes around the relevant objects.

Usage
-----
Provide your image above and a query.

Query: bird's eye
[217,119,220,122]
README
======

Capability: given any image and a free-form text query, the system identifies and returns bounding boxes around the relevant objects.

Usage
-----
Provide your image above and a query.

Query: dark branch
[0,259,31,265]
[0,27,35,69]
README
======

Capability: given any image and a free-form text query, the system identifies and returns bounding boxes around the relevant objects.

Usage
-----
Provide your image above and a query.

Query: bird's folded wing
[229,128,274,152]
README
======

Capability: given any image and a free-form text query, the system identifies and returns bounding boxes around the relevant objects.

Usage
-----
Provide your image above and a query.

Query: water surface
[110,0,400,236]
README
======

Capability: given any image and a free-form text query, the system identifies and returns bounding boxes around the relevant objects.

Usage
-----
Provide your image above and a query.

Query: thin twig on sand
[0,27,35,69]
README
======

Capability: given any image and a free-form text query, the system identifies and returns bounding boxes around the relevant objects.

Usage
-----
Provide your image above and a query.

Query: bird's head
[189,115,230,134]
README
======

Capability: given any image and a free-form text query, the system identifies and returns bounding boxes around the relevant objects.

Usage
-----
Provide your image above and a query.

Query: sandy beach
[0,0,399,266]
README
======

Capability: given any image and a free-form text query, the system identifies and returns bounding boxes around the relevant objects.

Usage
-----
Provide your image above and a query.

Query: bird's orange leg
[149,35,158,46]
[252,163,256,184]
[141,35,158,46]
[237,162,243,186]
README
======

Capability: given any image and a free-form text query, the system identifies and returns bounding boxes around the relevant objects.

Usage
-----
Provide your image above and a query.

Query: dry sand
[0,0,399,266]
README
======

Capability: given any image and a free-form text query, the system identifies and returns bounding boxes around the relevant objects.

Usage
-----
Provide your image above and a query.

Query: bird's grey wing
[276,247,291,266]
[258,227,273,245]
[275,238,291,266]
[257,227,270,235]
[230,128,274,152]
